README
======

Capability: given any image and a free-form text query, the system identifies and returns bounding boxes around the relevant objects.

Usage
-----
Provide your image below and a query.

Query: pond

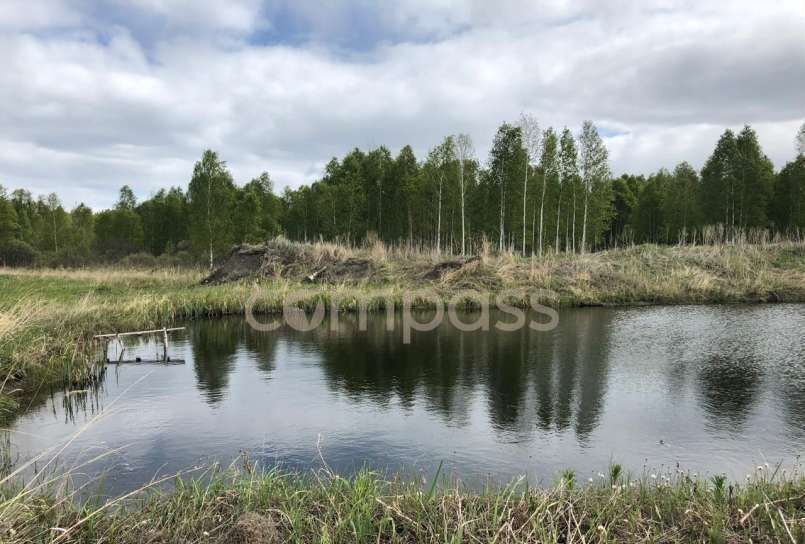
[8,304,805,496]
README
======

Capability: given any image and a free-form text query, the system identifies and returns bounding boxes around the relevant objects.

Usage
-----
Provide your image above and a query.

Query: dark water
[8,305,805,495]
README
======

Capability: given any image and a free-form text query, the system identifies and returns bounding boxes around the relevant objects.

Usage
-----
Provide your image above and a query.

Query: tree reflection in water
[191,319,279,404]
[266,309,617,443]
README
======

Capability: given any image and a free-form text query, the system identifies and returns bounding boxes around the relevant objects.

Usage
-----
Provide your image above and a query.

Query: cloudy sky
[1,0,803,209]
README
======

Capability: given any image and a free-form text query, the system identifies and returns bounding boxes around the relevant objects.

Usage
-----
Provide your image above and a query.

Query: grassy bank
[1,241,805,419]
[1,463,803,543]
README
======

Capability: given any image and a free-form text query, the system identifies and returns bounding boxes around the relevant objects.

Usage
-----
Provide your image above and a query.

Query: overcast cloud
[0,0,803,209]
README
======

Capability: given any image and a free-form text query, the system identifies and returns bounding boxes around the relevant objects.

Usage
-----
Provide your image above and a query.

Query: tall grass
[0,460,802,543]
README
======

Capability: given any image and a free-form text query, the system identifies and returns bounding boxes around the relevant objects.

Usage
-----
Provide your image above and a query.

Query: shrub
[118,252,157,269]
[0,240,39,267]
[156,250,197,268]
[43,248,92,268]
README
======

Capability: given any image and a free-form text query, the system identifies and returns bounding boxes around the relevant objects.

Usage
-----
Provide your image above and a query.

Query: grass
[0,461,802,543]
[2,240,805,422]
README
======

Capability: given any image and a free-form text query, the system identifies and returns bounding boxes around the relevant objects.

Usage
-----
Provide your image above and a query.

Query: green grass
[0,463,802,543]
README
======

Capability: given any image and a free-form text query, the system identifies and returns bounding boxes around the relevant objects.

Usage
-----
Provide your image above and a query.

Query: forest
[1,119,804,268]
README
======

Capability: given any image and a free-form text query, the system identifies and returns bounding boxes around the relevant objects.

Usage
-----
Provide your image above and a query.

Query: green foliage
[1,122,803,267]
[188,150,237,267]
[0,187,19,245]
[117,185,137,210]
[772,155,805,231]
[486,122,526,249]
[9,189,37,245]
[633,169,670,243]
[700,126,775,237]
[560,469,576,490]
[70,204,95,255]
[94,208,144,258]
[609,174,642,242]
[578,120,613,252]
[0,240,39,267]
[664,161,701,241]
[233,172,281,244]
[735,125,774,228]
[138,187,189,255]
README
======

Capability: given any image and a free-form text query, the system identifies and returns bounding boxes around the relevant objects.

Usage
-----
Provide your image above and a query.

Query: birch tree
[488,124,522,252]
[701,130,738,233]
[45,193,61,252]
[188,150,236,269]
[797,121,805,157]
[519,113,541,255]
[454,133,474,256]
[538,128,558,255]
[578,121,609,254]
[558,128,578,252]
[427,137,455,254]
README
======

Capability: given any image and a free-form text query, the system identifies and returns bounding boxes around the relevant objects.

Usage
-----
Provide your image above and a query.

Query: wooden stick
[107,359,185,365]
[93,327,185,339]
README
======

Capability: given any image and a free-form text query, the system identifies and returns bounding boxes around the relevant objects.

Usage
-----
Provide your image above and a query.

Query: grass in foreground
[1,240,805,421]
[0,463,803,543]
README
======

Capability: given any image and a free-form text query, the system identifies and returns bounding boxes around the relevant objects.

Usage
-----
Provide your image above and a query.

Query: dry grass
[225,237,805,306]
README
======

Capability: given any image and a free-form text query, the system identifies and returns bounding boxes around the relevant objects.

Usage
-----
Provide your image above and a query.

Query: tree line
[1,120,804,267]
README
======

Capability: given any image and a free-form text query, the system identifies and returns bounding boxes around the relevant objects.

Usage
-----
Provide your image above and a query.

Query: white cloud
[118,0,266,33]
[0,0,803,208]
[0,0,81,30]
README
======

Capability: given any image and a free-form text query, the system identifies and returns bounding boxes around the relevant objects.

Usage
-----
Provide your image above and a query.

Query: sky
[0,0,803,210]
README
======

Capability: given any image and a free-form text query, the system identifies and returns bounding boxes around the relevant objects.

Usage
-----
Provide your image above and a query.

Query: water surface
[9,305,805,495]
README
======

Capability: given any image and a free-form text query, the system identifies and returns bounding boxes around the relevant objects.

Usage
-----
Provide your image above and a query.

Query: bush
[0,240,40,267]
[43,248,92,268]
[118,252,157,269]
[176,240,192,252]
[155,250,197,268]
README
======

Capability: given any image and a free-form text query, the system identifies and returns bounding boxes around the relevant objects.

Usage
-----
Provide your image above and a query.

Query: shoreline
[1,464,803,543]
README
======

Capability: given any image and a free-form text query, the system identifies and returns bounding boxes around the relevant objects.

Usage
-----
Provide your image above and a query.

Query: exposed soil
[203,240,382,285]
[229,512,280,544]
[420,256,480,280]
[202,240,488,286]
[201,245,266,284]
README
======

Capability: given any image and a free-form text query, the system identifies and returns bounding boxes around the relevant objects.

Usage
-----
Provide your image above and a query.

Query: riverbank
[1,464,803,543]
[1,241,805,419]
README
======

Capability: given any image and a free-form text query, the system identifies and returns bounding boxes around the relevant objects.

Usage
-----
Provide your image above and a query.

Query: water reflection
[190,320,239,403]
[190,319,280,403]
[9,304,805,497]
[182,308,800,442]
[698,354,762,431]
[251,310,616,442]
